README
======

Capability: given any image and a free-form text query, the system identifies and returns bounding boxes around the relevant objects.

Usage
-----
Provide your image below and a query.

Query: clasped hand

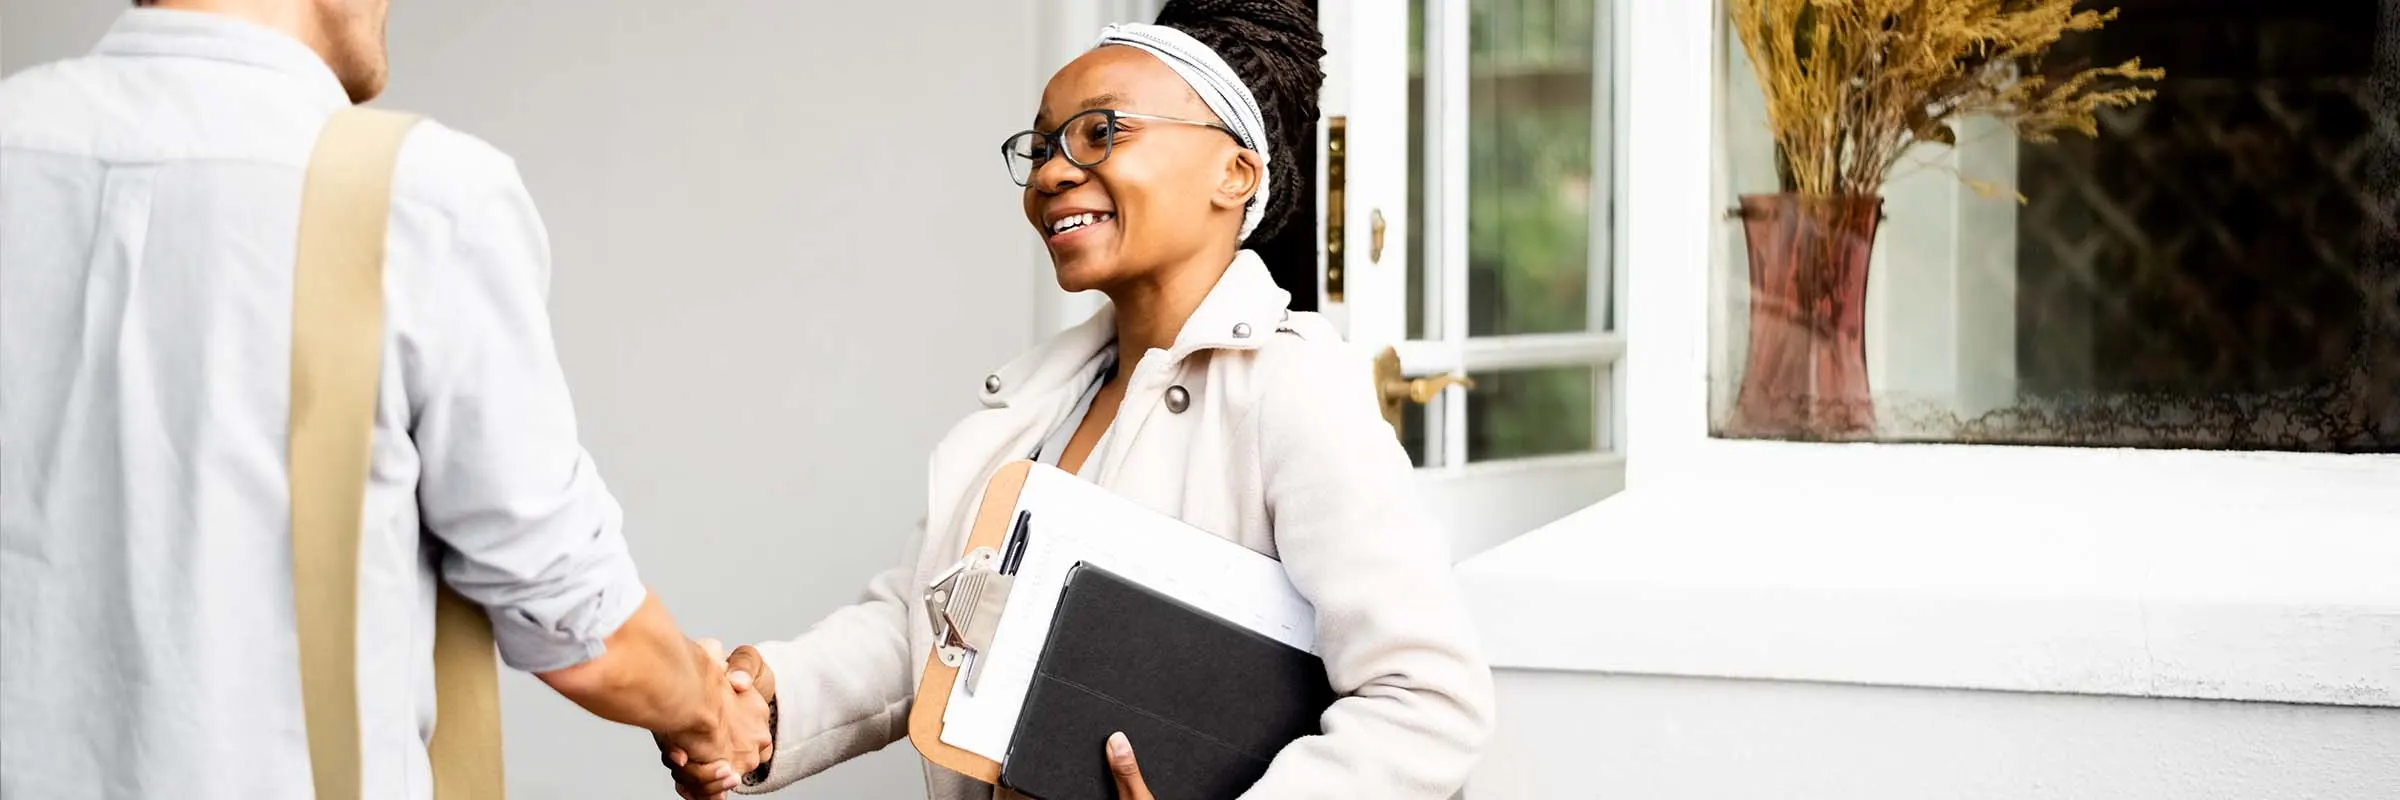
[646,642,1161,800]
[654,639,774,800]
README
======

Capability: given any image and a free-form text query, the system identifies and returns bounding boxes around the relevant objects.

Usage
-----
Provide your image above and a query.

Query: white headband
[1092,22,1272,241]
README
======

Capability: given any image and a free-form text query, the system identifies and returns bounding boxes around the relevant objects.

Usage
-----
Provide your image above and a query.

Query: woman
[671,1,1493,797]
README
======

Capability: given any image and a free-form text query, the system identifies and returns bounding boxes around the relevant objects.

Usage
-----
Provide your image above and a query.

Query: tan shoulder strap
[290,106,506,800]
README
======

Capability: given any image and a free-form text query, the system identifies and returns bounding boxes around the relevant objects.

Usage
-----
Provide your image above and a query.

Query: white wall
[2,2,1045,797]
[1473,670,2400,800]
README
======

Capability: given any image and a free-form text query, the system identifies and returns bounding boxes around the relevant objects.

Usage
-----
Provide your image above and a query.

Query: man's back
[1,11,649,799]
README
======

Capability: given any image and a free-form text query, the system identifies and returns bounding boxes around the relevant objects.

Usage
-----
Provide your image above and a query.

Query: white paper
[938,465,1317,763]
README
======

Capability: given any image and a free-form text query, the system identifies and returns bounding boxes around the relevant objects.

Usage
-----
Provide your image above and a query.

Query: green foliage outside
[1407,0,1604,462]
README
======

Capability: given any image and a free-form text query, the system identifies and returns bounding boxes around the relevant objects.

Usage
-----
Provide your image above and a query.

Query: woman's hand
[657,639,775,800]
[1107,732,1155,800]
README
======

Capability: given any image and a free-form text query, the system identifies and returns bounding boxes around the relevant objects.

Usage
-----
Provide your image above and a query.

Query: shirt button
[1164,385,1191,414]
[1232,322,1252,339]
[984,375,1004,394]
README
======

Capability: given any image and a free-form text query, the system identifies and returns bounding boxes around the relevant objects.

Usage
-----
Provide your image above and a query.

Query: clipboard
[907,460,1031,784]
[907,460,1321,794]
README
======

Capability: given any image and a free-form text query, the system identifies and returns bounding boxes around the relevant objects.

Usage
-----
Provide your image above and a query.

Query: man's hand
[652,639,771,799]
[659,641,776,800]
[724,645,775,710]
[1107,732,1154,800]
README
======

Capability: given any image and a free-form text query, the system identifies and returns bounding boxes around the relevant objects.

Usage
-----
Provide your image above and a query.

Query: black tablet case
[998,562,1338,800]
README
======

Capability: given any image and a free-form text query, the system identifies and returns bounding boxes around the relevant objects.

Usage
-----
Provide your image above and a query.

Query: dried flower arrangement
[1728,0,2164,199]
[1719,0,2162,441]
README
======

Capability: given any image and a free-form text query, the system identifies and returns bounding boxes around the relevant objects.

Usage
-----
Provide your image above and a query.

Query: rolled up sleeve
[397,126,646,674]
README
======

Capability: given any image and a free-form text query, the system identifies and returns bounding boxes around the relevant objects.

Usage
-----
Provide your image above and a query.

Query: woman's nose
[1031,154,1088,193]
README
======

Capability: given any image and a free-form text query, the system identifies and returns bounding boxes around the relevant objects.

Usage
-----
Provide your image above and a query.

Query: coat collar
[91,9,352,111]
[980,250,1294,409]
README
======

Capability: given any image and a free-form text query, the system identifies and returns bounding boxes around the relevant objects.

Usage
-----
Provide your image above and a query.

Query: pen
[1000,510,1033,575]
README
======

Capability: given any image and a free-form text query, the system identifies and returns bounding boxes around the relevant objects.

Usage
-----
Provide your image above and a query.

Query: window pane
[1467,0,1596,336]
[1711,1,2400,452]
[1467,365,1600,461]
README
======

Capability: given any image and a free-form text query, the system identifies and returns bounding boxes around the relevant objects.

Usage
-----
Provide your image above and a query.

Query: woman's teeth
[1050,212,1113,234]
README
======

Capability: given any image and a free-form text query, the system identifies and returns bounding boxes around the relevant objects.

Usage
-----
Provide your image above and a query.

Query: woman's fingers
[1106,732,1154,800]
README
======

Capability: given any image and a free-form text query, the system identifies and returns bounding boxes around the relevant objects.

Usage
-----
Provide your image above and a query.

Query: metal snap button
[1164,385,1191,413]
[1232,322,1253,339]
[983,375,1003,394]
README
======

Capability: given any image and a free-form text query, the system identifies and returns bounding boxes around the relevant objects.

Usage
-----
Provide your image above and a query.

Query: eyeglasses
[1002,108,1238,187]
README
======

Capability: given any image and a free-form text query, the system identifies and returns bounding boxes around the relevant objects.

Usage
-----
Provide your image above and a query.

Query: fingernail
[1107,731,1131,758]
[728,670,753,689]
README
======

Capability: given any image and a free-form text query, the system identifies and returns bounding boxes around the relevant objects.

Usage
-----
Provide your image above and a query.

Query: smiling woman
[690,1,1497,799]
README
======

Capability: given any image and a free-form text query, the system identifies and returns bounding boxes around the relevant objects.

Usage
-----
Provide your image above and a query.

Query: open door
[1070,0,1627,557]
[1317,0,1627,557]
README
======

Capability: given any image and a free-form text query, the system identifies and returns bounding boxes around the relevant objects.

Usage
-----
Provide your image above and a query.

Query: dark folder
[999,562,1338,800]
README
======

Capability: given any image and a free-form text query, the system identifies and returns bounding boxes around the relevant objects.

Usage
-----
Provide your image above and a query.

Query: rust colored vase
[1728,193,1882,440]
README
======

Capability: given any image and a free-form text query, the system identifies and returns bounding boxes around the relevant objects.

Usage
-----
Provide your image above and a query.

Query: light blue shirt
[0,10,646,800]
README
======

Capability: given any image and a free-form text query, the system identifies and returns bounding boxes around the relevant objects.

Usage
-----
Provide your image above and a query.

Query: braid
[1156,0,1326,245]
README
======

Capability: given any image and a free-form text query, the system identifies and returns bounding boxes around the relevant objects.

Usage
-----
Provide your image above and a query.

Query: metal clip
[925,547,1015,694]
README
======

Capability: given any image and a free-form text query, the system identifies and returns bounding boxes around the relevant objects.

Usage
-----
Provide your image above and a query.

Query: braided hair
[1155,0,1326,246]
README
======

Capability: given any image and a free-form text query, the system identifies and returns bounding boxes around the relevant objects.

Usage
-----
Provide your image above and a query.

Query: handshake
[651,640,778,800]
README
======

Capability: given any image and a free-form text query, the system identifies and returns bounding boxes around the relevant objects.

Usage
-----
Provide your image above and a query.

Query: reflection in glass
[1467,366,1600,461]
[1467,0,1596,337]
[1409,0,1601,340]
[1712,0,2399,452]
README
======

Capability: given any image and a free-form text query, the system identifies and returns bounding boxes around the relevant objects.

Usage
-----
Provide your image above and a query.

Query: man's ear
[1212,148,1265,212]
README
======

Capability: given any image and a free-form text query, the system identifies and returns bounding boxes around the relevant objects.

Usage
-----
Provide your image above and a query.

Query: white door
[1059,0,1626,558]
[1319,0,1625,557]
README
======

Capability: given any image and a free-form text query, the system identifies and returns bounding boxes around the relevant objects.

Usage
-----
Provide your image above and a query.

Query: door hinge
[1324,115,1347,303]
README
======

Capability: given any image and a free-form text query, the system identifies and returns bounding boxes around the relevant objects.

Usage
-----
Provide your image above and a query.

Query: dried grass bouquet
[1728,0,2164,198]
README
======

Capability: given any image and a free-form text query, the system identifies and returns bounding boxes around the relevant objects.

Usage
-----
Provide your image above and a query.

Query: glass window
[1401,0,1615,465]
[1712,0,2398,452]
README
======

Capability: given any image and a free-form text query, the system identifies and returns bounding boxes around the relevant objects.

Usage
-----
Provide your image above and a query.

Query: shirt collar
[980,250,1294,408]
[91,8,352,111]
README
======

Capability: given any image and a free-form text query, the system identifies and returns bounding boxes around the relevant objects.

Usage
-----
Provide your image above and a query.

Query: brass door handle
[1372,346,1475,438]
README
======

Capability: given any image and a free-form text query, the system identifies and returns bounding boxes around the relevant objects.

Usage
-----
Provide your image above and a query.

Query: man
[0,2,770,798]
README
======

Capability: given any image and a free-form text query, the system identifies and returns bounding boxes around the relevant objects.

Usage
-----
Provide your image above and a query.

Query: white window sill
[1454,440,2400,708]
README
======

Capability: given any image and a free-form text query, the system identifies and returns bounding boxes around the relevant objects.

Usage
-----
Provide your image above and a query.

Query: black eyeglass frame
[1002,108,1243,187]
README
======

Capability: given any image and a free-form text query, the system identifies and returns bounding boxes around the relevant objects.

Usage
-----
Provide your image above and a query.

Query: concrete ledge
[1455,448,2400,707]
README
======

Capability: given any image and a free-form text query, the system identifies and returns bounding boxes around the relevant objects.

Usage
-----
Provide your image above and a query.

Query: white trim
[1607,0,1634,461]
[1427,0,1473,469]
[1391,332,1625,375]
[1621,0,1719,487]
[1421,453,1624,559]
[1588,0,1619,336]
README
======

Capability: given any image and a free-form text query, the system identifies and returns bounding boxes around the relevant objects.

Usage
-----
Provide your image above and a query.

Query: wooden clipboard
[906,459,1032,784]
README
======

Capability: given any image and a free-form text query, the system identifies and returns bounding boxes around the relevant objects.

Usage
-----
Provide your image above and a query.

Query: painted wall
[1472,670,2400,800]
[2,2,1044,797]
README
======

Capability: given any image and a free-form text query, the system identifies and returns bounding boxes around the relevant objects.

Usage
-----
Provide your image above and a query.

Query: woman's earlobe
[1215,149,1265,211]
